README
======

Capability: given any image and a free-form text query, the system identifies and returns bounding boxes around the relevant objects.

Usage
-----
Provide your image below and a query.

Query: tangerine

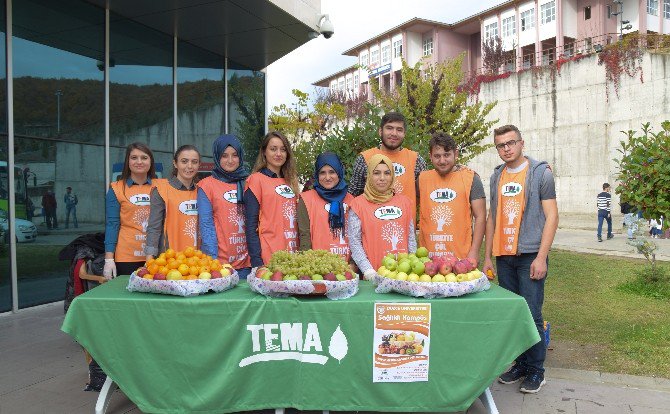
[168,260,180,270]
[147,264,159,275]
[158,266,169,275]
[198,258,210,267]
[194,249,203,258]
[186,257,198,267]
[210,260,222,271]
[155,257,167,266]
[145,258,155,267]
[184,247,195,258]
[200,266,210,274]
[164,248,176,259]
[188,266,199,276]
[178,263,190,276]
[176,254,186,262]
[186,275,198,280]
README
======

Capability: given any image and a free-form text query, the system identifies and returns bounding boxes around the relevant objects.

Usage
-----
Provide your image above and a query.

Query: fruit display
[372,250,490,298]
[126,247,238,297]
[377,332,424,355]
[248,250,358,300]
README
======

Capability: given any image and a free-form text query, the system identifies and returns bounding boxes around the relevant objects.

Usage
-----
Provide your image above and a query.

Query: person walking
[64,186,79,229]
[596,183,613,242]
[482,124,558,394]
[42,190,58,229]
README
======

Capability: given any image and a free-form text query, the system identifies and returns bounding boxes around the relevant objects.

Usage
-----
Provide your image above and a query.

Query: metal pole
[7,0,18,313]
[55,89,62,133]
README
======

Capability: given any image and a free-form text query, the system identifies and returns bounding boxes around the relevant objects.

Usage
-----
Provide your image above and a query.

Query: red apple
[424,262,438,276]
[444,255,459,268]
[438,263,452,275]
[136,267,149,277]
[211,270,223,279]
[344,271,354,280]
[299,275,311,280]
[453,259,472,275]
[466,257,478,269]
[153,272,166,280]
[271,271,284,281]
[323,272,337,281]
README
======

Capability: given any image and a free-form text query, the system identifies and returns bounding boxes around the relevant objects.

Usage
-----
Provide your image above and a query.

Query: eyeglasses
[495,139,522,150]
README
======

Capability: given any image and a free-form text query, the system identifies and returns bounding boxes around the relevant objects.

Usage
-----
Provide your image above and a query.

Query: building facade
[315,0,670,93]
[0,0,323,313]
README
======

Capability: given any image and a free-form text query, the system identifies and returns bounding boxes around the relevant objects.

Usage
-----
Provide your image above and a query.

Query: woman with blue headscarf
[297,152,355,261]
[198,134,251,278]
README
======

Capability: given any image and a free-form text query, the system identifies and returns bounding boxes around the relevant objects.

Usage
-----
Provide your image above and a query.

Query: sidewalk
[1,302,669,414]
[553,227,670,261]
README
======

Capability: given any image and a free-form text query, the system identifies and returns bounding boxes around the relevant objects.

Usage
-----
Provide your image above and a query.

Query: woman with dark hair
[348,153,416,280]
[244,131,300,267]
[145,145,201,259]
[104,142,158,278]
[297,152,354,261]
[198,135,251,278]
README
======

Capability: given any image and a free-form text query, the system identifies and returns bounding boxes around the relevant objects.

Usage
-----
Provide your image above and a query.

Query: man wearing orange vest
[483,124,558,395]
[348,112,427,213]
[418,132,486,261]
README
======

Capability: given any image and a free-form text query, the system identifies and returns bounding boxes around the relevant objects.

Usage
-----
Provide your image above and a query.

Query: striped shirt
[597,191,611,212]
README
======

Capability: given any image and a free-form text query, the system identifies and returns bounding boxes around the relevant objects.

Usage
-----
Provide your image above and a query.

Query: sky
[266,0,502,111]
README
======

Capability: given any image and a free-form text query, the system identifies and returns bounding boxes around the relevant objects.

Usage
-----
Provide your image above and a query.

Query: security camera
[318,14,334,39]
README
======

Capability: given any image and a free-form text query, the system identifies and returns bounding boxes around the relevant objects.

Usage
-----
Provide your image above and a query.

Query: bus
[0,161,34,219]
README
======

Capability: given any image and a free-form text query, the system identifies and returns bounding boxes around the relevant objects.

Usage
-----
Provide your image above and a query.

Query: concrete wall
[467,51,670,218]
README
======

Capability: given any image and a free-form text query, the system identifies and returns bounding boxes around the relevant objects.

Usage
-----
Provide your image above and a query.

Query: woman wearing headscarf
[297,152,355,261]
[348,153,416,279]
[198,134,251,278]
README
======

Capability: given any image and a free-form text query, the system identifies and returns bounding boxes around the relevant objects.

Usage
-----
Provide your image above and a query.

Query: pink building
[314,0,670,93]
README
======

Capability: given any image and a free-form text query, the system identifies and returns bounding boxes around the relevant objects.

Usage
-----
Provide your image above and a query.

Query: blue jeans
[496,253,547,374]
[236,267,251,280]
[597,210,612,239]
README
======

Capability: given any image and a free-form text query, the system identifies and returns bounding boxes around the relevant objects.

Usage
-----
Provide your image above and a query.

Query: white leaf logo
[328,325,348,364]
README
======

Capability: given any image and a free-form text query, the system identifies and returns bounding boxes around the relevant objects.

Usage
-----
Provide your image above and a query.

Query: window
[422,37,433,56]
[360,52,369,67]
[540,1,556,24]
[484,22,498,40]
[353,72,359,92]
[665,0,670,18]
[521,9,535,31]
[370,48,380,65]
[648,0,658,15]
[381,44,391,64]
[607,5,613,18]
[584,6,591,20]
[502,16,516,37]
[338,79,345,92]
[393,39,402,58]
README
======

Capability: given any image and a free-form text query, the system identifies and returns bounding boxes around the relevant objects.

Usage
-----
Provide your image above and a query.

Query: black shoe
[598,237,603,242]
[520,372,546,393]
[499,364,527,384]
[607,234,614,239]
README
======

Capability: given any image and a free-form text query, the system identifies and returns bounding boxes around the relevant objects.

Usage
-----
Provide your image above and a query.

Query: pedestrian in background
[42,190,58,230]
[596,183,613,242]
[64,186,78,229]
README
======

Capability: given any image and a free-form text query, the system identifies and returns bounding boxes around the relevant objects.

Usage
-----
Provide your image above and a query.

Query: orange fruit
[184,247,195,258]
[194,250,203,258]
[146,259,155,267]
[210,260,222,271]
[198,258,210,267]
[158,253,166,260]
[186,275,198,280]
[148,264,159,275]
[143,274,154,280]
[158,266,169,275]
[200,266,210,274]
[188,266,199,276]
[168,257,176,263]
[186,257,198,267]
[165,248,176,259]
[168,260,180,270]
[178,263,190,276]
[176,254,186,262]
[155,257,167,266]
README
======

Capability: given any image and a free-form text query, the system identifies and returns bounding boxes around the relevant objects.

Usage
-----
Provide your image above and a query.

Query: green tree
[228,72,265,164]
[370,54,498,164]
[616,121,670,226]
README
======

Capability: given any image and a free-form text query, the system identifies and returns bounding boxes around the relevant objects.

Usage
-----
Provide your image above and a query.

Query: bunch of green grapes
[268,249,350,276]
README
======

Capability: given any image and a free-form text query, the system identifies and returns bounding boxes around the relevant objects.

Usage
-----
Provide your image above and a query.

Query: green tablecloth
[62,277,539,413]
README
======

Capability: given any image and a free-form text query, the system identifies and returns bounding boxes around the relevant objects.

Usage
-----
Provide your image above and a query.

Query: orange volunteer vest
[418,168,475,259]
[154,179,199,253]
[246,172,298,264]
[198,177,251,269]
[350,193,413,270]
[110,180,153,262]
[493,165,528,256]
[362,147,418,213]
[300,190,355,261]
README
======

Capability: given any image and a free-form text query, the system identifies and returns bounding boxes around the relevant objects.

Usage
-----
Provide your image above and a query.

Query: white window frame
[422,37,433,56]
[353,72,359,92]
[370,48,380,65]
[540,1,556,24]
[648,0,659,15]
[484,22,498,40]
[381,44,391,64]
[392,39,402,58]
[502,16,516,37]
[338,79,345,92]
[345,77,352,92]
[521,9,535,31]
[360,52,369,67]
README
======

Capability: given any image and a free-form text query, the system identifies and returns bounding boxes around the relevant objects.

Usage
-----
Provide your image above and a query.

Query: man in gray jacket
[483,124,558,394]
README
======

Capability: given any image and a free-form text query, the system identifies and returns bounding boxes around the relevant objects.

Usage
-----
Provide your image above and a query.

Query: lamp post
[611,0,632,40]
[55,89,63,134]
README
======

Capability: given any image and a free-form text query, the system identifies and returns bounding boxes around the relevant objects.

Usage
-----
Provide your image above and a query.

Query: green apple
[377,265,388,276]
[385,252,396,260]
[396,272,408,281]
[311,274,324,280]
[198,272,212,280]
[335,274,346,281]
[420,257,431,263]
[456,274,466,283]
[387,271,398,279]
[445,273,458,283]
[284,274,298,281]
[407,273,421,282]
[397,261,411,273]
[432,274,446,282]
[397,252,409,261]
[166,270,182,280]
[384,258,397,271]
[416,247,429,258]
[412,261,425,275]
[262,270,273,280]
[408,254,418,261]
[419,274,432,283]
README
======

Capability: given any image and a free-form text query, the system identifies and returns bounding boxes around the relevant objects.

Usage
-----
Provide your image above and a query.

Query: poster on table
[373,302,431,382]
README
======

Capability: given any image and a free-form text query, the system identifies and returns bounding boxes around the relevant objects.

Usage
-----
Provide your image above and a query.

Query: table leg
[477,387,499,414]
[95,377,119,414]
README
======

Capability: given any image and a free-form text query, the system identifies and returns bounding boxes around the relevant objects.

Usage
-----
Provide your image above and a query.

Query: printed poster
[373,303,431,382]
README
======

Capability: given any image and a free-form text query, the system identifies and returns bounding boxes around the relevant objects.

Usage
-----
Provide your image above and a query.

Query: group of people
[102,112,558,394]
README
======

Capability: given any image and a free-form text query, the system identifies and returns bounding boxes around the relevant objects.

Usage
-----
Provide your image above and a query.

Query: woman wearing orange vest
[145,145,200,259]
[104,142,158,278]
[348,154,416,280]
[297,152,354,261]
[198,135,251,278]
[244,131,300,267]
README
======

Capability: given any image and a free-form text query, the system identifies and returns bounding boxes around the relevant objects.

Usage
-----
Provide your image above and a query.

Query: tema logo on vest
[275,185,295,199]
[178,200,198,215]
[502,182,523,197]
[374,206,403,220]
[129,194,151,206]
[223,189,238,203]
[239,323,348,367]
[429,188,456,203]
[393,163,406,177]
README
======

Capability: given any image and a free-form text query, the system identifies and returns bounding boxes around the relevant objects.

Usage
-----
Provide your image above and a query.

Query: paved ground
[553,227,670,261]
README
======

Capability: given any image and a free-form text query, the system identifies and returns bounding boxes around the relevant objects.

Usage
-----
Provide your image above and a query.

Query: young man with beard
[417,132,486,261]
[483,124,558,394]
[348,112,427,213]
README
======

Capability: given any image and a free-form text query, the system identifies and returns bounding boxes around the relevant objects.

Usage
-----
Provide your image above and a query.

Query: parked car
[0,208,38,243]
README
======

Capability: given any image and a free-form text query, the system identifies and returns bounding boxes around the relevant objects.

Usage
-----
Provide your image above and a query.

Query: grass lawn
[0,245,68,284]
[543,249,670,377]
